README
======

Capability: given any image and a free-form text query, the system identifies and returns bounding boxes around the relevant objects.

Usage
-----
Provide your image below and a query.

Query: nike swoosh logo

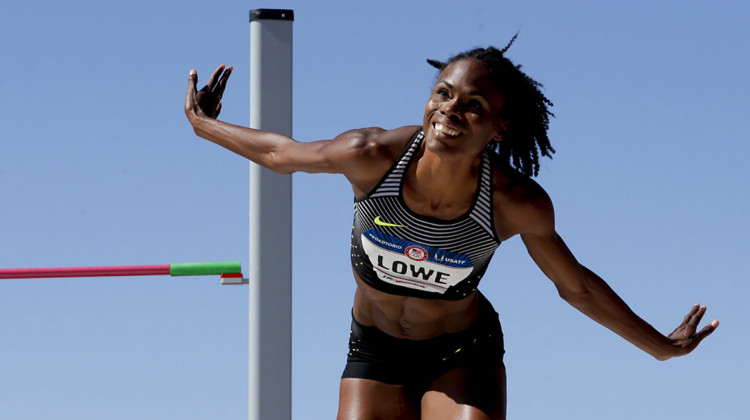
[374,216,407,228]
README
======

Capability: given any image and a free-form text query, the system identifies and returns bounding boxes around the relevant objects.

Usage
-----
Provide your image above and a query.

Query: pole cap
[250,9,294,22]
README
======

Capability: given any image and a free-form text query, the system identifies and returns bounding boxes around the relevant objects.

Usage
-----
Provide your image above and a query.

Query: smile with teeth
[433,122,462,137]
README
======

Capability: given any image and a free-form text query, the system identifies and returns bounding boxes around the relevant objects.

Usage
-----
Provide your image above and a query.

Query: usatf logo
[405,245,427,261]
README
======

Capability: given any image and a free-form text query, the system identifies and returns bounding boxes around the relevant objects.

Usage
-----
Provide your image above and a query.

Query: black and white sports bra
[350,130,501,300]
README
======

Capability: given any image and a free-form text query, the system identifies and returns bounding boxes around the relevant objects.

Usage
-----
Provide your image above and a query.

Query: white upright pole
[248,9,293,420]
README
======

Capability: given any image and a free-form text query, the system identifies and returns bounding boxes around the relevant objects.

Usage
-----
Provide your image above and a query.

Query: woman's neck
[403,147,482,218]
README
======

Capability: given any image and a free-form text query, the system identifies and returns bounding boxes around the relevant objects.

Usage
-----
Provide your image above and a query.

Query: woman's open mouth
[433,122,462,137]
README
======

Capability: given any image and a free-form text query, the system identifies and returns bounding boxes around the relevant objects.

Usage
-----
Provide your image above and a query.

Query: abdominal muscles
[351,272,480,340]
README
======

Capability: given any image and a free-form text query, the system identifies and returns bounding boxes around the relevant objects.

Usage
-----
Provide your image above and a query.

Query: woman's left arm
[518,197,718,361]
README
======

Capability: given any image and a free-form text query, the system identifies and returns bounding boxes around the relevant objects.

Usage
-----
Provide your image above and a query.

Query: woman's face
[423,59,507,158]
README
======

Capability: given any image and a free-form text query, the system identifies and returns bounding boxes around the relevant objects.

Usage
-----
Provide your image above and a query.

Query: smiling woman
[184,36,718,420]
[426,36,555,178]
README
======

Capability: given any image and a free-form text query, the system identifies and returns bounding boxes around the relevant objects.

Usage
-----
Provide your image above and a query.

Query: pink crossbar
[0,265,171,279]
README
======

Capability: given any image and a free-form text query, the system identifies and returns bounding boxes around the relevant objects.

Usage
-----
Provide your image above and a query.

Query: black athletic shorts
[341,292,504,393]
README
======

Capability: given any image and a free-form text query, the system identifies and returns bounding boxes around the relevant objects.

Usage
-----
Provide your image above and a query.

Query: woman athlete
[184,41,718,420]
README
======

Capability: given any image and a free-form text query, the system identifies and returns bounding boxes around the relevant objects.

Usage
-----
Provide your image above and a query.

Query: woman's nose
[440,101,461,121]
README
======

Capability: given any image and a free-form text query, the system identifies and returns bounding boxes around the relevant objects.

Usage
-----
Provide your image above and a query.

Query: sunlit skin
[351,60,510,342]
[184,59,718,420]
[422,59,507,159]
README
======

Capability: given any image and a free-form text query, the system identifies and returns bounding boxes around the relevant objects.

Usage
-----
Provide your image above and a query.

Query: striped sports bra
[350,130,501,300]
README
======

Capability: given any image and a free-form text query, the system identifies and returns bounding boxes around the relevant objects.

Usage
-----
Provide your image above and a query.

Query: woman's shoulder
[492,164,549,202]
[491,163,554,238]
[333,125,421,160]
[331,125,421,196]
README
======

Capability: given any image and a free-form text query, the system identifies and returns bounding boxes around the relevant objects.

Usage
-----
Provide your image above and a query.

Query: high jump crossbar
[0,261,247,284]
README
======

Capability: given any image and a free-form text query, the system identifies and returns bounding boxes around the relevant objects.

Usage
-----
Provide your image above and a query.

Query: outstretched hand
[185,65,233,121]
[664,304,718,359]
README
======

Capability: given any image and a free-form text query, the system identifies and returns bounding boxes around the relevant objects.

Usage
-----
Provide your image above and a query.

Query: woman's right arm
[184,66,415,191]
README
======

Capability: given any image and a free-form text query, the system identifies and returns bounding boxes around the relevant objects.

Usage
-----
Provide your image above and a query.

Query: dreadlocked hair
[427,34,555,177]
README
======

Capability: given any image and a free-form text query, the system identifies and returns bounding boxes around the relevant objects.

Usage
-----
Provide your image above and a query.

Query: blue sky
[1,0,748,419]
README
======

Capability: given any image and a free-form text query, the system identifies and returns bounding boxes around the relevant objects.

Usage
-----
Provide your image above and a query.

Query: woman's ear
[494,119,510,141]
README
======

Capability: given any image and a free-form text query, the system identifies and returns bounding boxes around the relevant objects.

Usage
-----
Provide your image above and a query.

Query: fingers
[681,304,719,351]
[686,304,707,329]
[679,304,707,329]
[186,65,232,119]
[696,320,719,339]
[185,69,198,114]
[688,303,701,317]
[205,65,227,93]
[188,69,197,89]
[215,65,232,101]
[686,319,719,352]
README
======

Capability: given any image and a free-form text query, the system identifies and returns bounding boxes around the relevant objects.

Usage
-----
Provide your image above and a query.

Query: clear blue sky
[1,0,748,419]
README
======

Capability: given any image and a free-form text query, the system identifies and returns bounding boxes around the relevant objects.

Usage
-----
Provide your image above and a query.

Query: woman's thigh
[421,362,507,420]
[337,378,420,420]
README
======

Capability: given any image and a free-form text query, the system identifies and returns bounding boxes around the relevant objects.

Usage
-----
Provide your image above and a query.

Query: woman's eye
[467,100,483,111]
[436,88,449,97]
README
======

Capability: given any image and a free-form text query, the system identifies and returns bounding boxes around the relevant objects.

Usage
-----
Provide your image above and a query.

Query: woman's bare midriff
[351,270,480,340]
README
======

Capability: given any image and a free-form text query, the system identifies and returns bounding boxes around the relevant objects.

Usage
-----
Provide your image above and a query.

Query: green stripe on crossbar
[169,262,241,276]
